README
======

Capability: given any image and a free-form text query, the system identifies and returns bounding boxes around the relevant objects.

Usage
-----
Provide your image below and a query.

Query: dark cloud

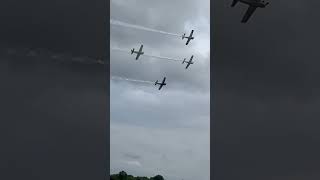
[213,0,320,179]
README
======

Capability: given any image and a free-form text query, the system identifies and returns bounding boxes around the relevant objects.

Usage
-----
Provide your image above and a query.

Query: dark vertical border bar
[106,0,110,179]
[0,0,109,179]
[210,0,215,179]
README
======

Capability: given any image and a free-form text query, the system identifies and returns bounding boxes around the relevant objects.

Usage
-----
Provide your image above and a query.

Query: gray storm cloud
[110,0,209,180]
[110,0,210,95]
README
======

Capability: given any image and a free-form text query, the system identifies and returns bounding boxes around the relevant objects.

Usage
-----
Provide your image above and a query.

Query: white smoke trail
[111,76,154,84]
[111,47,130,54]
[111,46,183,62]
[110,19,181,37]
[3,47,106,65]
[144,54,182,62]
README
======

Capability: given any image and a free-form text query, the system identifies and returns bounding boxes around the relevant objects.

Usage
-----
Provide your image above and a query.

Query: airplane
[182,55,194,69]
[231,0,269,23]
[182,30,194,45]
[154,77,166,90]
[131,44,144,60]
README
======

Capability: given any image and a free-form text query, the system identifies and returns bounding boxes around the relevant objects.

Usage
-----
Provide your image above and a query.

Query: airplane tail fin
[231,0,239,7]
[131,49,134,54]
[182,58,186,64]
[155,80,158,85]
[182,33,185,39]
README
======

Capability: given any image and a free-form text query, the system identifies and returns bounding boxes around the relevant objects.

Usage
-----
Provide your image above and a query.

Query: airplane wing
[139,45,143,53]
[135,53,141,60]
[185,63,191,69]
[158,77,166,90]
[162,77,166,84]
[186,38,191,45]
[190,30,194,37]
[241,6,257,23]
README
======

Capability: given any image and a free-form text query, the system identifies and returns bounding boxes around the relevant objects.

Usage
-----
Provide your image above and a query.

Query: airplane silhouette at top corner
[231,0,269,23]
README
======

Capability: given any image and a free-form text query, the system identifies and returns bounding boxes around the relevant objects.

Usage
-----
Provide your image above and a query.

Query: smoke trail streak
[110,47,183,62]
[3,47,106,65]
[111,47,130,54]
[111,76,154,84]
[110,19,181,37]
[144,54,182,62]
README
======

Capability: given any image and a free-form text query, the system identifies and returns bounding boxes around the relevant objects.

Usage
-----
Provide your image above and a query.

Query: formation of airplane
[125,29,197,90]
[130,43,195,70]
[131,44,144,60]
[182,55,194,69]
[155,77,166,90]
[127,41,195,90]
[231,0,269,23]
[182,30,194,45]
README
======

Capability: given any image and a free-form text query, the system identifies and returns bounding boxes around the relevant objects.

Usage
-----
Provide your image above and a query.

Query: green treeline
[110,171,165,180]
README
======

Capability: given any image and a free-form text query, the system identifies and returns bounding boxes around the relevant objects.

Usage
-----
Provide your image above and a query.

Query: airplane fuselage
[132,51,144,60]
[133,51,143,55]
[183,36,194,40]
[155,82,166,86]
[239,0,267,7]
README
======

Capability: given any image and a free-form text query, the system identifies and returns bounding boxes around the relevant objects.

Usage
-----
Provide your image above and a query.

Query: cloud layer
[110,0,210,180]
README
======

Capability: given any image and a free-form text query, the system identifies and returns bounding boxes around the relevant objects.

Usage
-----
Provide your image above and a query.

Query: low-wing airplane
[231,0,269,23]
[154,77,166,90]
[182,55,194,69]
[131,44,144,60]
[182,30,194,45]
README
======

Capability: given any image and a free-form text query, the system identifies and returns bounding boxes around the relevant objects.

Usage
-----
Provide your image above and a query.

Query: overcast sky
[213,0,320,179]
[110,1,210,180]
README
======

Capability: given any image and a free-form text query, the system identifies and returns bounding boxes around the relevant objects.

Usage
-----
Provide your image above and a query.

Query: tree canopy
[110,171,165,180]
